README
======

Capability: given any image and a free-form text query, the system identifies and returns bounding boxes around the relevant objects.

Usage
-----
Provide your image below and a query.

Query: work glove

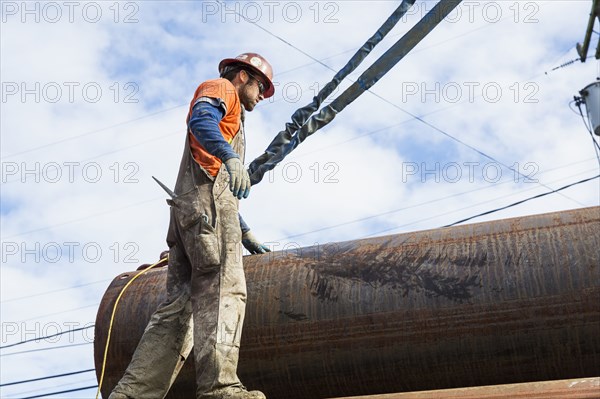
[242,231,271,254]
[224,157,251,199]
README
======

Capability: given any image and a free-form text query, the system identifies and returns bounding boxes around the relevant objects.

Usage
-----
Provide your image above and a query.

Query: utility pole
[577,0,600,61]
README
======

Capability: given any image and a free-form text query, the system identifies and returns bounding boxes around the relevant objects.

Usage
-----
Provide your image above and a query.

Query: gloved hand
[224,157,251,199]
[242,231,271,254]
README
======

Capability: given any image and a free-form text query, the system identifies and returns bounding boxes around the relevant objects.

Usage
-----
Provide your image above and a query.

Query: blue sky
[1,0,599,397]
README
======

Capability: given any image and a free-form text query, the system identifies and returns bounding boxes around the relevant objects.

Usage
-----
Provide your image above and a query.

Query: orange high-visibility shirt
[187,78,242,177]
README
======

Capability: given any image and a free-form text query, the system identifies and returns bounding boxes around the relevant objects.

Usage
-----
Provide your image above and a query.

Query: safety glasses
[244,70,265,95]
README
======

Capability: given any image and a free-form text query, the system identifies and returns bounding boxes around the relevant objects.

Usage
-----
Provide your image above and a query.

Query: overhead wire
[1,279,111,303]
[276,157,598,242]
[19,385,98,399]
[4,195,163,239]
[292,44,589,162]
[2,377,98,398]
[16,303,100,323]
[362,168,599,237]
[363,90,586,207]
[2,129,181,185]
[287,57,574,162]
[0,368,95,387]
[0,325,94,350]
[0,342,92,357]
[443,174,600,227]
[1,104,186,159]
[272,12,502,78]
[295,44,583,160]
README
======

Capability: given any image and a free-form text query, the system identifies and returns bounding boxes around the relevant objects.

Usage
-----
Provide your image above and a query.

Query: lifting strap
[249,0,463,185]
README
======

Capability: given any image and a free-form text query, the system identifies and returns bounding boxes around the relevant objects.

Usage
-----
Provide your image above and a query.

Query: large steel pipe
[95,207,600,399]
[329,377,600,399]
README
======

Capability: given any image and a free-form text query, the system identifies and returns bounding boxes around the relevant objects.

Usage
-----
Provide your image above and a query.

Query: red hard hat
[219,52,275,98]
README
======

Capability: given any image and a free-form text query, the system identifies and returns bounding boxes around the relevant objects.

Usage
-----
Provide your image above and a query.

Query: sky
[1,0,599,397]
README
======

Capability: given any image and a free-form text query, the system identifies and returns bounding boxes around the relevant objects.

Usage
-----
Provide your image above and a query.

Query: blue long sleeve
[188,101,239,162]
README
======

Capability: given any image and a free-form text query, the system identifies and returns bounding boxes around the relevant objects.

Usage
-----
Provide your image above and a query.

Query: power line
[3,130,181,185]
[288,45,585,163]
[4,196,162,239]
[19,385,98,399]
[1,104,185,159]
[363,89,585,207]
[2,377,97,398]
[16,303,99,323]
[0,368,95,387]
[0,325,94,350]
[276,159,598,242]
[444,174,600,227]
[276,175,514,242]
[0,342,92,357]
[1,279,111,303]
[273,13,499,79]
[288,58,565,162]
[362,168,599,238]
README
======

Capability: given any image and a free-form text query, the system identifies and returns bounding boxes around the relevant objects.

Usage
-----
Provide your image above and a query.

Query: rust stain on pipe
[329,377,600,398]
[95,207,600,399]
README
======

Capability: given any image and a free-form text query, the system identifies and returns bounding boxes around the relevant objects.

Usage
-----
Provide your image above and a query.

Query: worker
[108,53,274,399]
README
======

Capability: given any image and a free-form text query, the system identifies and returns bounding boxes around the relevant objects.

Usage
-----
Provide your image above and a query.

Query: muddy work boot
[107,392,130,399]
[199,386,266,399]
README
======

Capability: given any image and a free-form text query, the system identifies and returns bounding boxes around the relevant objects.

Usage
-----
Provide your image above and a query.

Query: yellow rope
[95,257,167,399]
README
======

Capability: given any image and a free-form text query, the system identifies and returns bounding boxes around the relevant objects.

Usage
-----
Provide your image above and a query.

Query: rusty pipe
[329,377,600,399]
[95,206,600,399]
